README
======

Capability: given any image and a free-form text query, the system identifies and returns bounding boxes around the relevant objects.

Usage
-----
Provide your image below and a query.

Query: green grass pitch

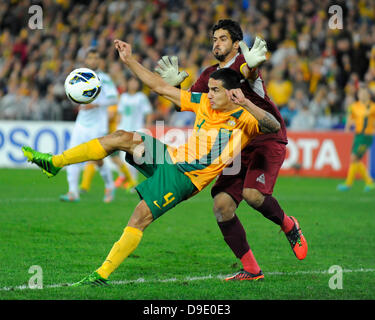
[0,168,374,300]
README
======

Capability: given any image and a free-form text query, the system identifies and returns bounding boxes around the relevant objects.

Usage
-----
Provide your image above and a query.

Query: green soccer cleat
[22,146,62,178]
[71,271,110,287]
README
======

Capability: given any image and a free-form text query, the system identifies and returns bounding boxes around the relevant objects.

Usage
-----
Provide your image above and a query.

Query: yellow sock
[96,226,143,279]
[120,164,136,184]
[80,163,96,191]
[52,139,107,168]
[356,162,373,185]
[345,162,358,186]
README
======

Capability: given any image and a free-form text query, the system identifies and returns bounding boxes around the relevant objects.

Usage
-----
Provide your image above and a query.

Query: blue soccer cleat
[337,184,351,192]
[364,183,375,192]
[60,192,80,202]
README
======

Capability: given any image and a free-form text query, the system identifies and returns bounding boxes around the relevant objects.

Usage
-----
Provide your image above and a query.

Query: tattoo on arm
[258,112,281,133]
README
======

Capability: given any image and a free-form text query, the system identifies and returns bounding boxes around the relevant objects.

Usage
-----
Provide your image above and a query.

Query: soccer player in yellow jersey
[338,85,375,192]
[22,39,280,286]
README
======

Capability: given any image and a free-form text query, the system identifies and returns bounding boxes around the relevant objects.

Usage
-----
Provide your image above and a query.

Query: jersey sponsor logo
[226,119,236,127]
[256,173,266,184]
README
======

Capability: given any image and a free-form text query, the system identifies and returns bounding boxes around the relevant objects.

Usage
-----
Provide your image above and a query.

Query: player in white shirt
[60,48,118,203]
[114,76,153,186]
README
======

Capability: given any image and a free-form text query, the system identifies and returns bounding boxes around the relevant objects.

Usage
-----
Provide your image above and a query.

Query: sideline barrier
[280,131,370,178]
[0,121,374,178]
[0,121,74,168]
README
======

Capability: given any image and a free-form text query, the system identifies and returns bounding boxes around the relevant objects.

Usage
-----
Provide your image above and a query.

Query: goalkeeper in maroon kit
[156,19,307,281]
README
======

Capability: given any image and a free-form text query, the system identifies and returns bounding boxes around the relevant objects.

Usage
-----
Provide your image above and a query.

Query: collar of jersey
[209,105,244,120]
[216,53,239,69]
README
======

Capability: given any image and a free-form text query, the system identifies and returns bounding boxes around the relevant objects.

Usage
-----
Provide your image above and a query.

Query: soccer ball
[64,68,102,104]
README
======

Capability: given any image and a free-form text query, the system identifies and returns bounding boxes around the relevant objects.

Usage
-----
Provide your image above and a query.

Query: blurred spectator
[293,89,310,111]
[290,105,316,131]
[280,98,298,128]
[309,86,333,130]
[39,84,63,120]
[0,0,373,132]
[326,82,341,115]
[267,66,294,109]
[269,39,298,67]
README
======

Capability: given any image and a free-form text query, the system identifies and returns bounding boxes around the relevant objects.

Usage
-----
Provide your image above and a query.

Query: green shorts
[125,133,197,219]
[352,134,374,159]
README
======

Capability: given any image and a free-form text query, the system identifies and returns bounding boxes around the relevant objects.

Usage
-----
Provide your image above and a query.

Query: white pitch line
[0,198,57,203]
[1,193,374,204]
[1,268,374,292]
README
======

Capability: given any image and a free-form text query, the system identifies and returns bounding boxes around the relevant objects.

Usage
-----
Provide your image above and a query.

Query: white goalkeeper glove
[155,56,189,86]
[239,37,268,69]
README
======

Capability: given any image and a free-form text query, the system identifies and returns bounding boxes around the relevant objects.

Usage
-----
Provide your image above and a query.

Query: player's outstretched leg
[22,146,62,178]
[22,130,140,178]
[22,138,107,178]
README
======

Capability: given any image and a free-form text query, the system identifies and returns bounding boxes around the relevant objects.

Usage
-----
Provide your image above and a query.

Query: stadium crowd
[1,0,375,130]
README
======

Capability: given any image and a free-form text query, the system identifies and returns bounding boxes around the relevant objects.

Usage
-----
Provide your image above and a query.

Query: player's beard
[213,47,231,62]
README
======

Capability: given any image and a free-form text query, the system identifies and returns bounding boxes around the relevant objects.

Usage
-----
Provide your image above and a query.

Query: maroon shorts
[211,141,286,206]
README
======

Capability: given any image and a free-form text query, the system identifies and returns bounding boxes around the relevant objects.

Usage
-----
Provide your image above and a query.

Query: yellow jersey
[167,91,260,191]
[348,101,375,135]
[267,80,293,106]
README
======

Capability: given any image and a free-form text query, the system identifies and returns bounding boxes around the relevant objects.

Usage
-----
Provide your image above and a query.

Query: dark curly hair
[212,19,243,43]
